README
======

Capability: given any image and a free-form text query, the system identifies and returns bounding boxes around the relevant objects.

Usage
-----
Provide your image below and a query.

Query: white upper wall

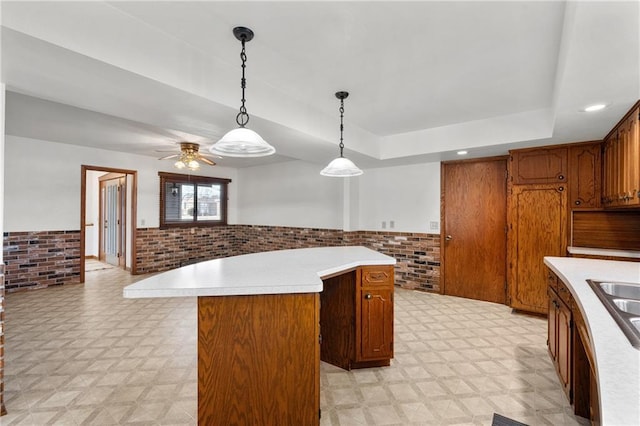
[357,163,441,234]
[3,136,238,232]
[235,160,344,229]
[4,136,442,234]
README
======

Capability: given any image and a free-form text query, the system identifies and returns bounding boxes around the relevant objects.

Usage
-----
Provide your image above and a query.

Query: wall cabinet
[510,147,568,185]
[320,265,394,370]
[603,105,640,207]
[569,143,601,208]
[507,184,567,314]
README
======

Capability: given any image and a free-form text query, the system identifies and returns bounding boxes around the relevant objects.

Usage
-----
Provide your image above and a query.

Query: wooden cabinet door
[548,287,558,361]
[557,297,572,398]
[623,108,639,205]
[508,184,567,314]
[510,147,568,185]
[358,285,393,361]
[357,266,394,362]
[568,143,601,208]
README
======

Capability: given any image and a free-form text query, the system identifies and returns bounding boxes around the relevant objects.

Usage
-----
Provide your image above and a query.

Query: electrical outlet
[390,220,395,229]
[381,221,387,229]
[429,221,440,231]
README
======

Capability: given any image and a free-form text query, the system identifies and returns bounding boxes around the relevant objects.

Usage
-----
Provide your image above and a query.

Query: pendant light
[321,91,363,177]
[210,27,275,157]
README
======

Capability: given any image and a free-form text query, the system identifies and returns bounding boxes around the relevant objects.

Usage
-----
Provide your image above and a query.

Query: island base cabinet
[198,293,320,426]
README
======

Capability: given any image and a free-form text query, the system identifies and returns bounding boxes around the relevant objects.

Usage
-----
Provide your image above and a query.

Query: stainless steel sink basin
[613,299,640,316]
[588,280,640,349]
[600,282,640,300]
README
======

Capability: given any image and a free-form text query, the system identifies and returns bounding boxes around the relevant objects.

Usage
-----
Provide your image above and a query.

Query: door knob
[364,293,372,300]
[445,235,452,241]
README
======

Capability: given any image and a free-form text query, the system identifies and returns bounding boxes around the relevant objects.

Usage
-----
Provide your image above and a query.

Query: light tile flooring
[1,265,588,425]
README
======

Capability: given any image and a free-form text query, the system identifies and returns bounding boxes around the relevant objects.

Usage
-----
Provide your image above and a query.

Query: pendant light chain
[236,37,249,128]
[339,99,345,158]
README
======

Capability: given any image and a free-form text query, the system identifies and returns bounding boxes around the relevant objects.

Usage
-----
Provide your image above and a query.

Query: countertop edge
[544,256,640,426]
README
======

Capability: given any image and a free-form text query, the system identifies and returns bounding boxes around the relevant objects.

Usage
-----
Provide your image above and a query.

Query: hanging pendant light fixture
[321,91,363,177]
[210,27,275,157]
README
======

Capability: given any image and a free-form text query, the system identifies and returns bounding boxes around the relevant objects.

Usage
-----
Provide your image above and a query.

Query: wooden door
[99,174,126,268]
[442,159,507,304]
[508,184,567,314]
[557,297,572,398]
[547,287,558,361]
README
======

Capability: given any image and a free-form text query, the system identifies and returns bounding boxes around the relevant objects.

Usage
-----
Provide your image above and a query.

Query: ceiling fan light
[320,157,363,177]
[210,127,276,157]
[174,160,186,169]
[187,160,200,170]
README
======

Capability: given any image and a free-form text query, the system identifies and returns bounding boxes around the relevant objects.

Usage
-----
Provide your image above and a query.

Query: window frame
[159,172,231,229]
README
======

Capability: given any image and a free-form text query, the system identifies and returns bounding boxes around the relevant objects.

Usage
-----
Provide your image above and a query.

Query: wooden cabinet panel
[603,105,640,207]
[508,184,567,314]
[198,293,320,426]
[548,283,572,403]
[511,147,568,185]
[356,266,394,364]
[358,285,393,361]
[568,143,601,208]
[320,271,356,370]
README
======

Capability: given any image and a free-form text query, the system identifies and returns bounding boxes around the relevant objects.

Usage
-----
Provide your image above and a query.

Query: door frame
[440,155,508,302]
[80,165,138,283]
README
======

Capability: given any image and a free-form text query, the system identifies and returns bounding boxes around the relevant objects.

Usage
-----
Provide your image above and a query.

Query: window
[159,172,231,228]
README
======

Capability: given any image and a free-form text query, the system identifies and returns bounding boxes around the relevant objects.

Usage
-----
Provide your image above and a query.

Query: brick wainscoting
[3,231,81,291]
[135,226,441,292]
[135,226,240,274]
[1,265,5,415]
[1,226,441,293]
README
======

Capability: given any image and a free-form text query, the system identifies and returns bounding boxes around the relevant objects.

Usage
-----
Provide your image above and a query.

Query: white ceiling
[1,1,639,169]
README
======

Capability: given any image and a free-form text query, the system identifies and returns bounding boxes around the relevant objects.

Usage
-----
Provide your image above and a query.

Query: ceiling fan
[158,142,220,170]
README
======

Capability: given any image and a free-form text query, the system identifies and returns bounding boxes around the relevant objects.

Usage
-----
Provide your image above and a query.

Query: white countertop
[544,257,640,426]
[123,246,396,299]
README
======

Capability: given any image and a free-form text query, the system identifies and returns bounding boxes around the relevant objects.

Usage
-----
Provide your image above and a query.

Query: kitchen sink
[613,299,640,316]
[599,282,640,300]
[588,280,640,349]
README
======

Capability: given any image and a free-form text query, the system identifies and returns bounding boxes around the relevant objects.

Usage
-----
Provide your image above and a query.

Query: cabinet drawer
[361,266,394,286]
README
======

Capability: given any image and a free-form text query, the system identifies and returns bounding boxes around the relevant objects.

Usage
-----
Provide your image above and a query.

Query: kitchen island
[544,257,640,426]
[124,246,396,425]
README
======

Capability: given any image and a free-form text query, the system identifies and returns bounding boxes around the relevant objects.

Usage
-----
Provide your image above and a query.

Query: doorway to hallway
[80,165,138,283]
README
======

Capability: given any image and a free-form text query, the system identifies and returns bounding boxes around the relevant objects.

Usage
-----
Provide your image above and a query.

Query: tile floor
[1,264,588,425]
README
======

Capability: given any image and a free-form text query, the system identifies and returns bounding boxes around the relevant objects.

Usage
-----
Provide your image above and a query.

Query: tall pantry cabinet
[507,142,601,314]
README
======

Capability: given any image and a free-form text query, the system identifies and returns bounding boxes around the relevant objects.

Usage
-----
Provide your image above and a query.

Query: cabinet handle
[558,186,565,192]
[558,175,565,180]
[574,200,581,206]
[445,235,453,241]
[364,293,372,300]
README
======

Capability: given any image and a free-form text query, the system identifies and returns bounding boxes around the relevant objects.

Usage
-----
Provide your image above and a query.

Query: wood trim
[81,165,138,283]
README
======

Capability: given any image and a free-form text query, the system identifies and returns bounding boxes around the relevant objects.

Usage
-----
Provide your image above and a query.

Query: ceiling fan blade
[200,153,223,159]
[158,154,179,160]
[199,157,216,166]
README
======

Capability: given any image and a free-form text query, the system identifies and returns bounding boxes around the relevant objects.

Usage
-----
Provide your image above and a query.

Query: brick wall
[135,225,441,292]
[1,266,5,415]
[351,231,441,291]
[135,226,240,274]
[3,231,81,291]
[1,226,441,293]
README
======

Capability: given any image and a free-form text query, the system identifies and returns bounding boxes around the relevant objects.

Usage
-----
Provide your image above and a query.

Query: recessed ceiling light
[457,150,468,155]
[582,103,607,112]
